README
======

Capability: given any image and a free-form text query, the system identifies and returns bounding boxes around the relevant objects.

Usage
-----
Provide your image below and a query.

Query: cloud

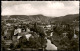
[2,1,79,17]
[39,1,79,17]
[46,1,65,9]
[2,4,39,15]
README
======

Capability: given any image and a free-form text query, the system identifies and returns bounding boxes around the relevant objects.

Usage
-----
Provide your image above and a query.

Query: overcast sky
[1,1,79,17]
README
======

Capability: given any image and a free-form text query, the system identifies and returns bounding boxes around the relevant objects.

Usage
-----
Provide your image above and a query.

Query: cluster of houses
[1,18,79,50]
[13,25,31,41]
[2,20,79,40]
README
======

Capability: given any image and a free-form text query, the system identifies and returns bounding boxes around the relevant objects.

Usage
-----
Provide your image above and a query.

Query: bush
[67,31,74,40]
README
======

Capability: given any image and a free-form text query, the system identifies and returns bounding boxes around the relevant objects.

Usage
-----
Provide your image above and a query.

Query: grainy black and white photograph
[1,1,79,51]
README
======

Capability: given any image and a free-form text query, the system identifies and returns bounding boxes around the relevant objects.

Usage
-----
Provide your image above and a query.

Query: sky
[1,1,79,17]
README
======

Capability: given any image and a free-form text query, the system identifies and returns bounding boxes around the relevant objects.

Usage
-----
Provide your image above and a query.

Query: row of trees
[51,23,79,50]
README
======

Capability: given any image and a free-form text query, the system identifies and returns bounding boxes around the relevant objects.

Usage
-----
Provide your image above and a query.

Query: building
[62,32,68,37]
[45,25,52,30]
[4,40,12,48]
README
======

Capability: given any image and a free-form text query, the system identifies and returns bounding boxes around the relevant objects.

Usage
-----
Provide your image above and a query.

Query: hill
[1,14,79,24]
[50,14,79,24]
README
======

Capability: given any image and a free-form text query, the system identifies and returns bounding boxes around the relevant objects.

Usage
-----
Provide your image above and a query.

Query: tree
[9,43,14,49]
[1,40,6,51]
[17,35,28,48]
[67,31,74,40]
[1,26,4,36]
[69,39,79,50]
[29,36,41,49]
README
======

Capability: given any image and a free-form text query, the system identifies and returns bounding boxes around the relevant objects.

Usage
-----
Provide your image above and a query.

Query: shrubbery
[51,24,79,50]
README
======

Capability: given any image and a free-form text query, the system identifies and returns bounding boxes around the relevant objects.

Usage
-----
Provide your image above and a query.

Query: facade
[62,32,68,37]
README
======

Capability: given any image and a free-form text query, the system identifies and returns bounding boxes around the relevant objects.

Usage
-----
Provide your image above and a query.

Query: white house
[26,28,30,32]
[73,29,78,38]
[73,34,78,38]
[17,34,32,41]
[46,25,51,28]
[14,28,21,35]
[6,23,11,26]
[17,36,22,40]
[50,32,53,37]
[45,25,52,30]
[25,34,32,41]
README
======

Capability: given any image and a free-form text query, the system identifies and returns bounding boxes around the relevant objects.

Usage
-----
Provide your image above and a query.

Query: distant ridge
[2,14,79,24]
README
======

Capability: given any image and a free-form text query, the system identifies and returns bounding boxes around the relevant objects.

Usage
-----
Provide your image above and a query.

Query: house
[25,34,32,41]
[75,26,79,32]
[4,40,12,48]
[62,32,68,37]
[17,36,22,40]
[50,32,53,37]
[6,23,11,26]
[12,35,17,42]
[14,28,22,35]
[4,29,8,36]
[46,25,51,28]
[1,36,4,41]
[73,28,78,39]
[73,20,79,31]
[40,25,46,28]
[16,34,32,41]
[26,28,30,32]
[4,28,13,40]
[62,25,66,28]
[73,34,78,38]
[45,25,52,30]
